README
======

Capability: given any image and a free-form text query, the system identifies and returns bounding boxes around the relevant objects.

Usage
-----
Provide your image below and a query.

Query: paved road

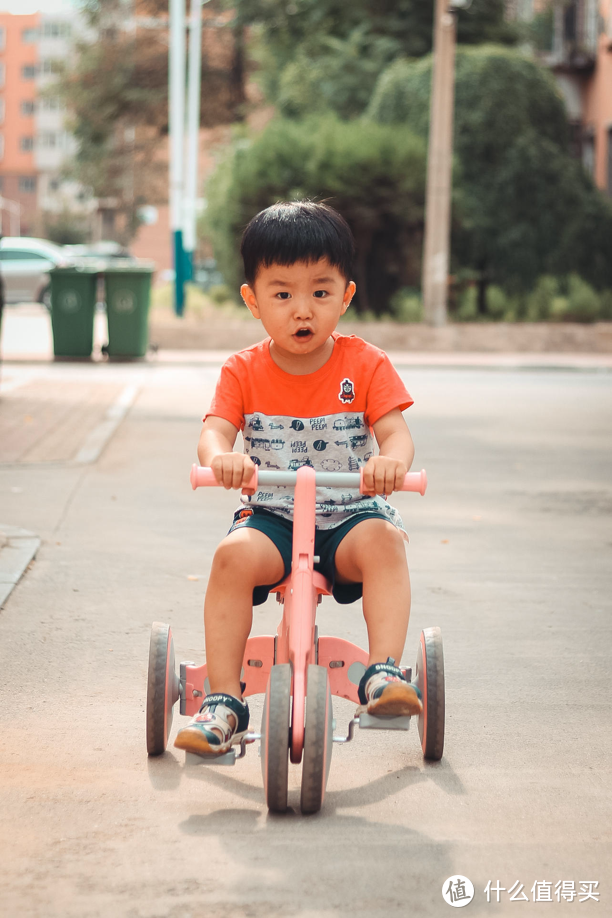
[0,359,610,917]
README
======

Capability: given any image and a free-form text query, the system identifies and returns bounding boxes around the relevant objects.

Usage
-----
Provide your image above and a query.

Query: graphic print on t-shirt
[204,334,414,531]
[243,411,403,530]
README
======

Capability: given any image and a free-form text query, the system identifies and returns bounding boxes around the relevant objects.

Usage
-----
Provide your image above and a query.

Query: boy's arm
[365,408,415,495]
[198,416,255,489]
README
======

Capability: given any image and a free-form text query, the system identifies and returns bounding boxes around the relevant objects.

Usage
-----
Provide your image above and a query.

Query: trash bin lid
[104,260,155,273]
[50,265,101,274]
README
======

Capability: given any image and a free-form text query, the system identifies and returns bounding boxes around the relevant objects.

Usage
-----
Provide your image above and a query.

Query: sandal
[174,692,250,757]
[358,657,422,717]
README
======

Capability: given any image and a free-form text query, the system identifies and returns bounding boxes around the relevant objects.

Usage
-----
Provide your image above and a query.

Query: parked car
[62,241,137,269]
[0,237,74,308]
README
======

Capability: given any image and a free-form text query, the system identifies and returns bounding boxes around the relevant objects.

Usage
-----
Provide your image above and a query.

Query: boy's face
[241,259,356,362]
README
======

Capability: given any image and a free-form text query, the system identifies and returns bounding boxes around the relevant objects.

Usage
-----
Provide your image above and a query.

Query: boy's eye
[275,291,291,300]
[313,290,328,298]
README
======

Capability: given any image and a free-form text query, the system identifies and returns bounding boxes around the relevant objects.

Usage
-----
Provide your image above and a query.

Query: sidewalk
[2,305,612,369]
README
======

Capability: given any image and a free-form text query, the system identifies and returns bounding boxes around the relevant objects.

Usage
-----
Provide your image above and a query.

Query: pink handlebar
[190,464,427,496]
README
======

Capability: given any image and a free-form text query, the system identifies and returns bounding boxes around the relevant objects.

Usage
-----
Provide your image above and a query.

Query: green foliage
[389,288,423,322]
[43,209,90,245]
[235,0,515,120]
[525,275,558,321]
[204,116,426,313]
[367,45,612,293]
[565,274,602,323]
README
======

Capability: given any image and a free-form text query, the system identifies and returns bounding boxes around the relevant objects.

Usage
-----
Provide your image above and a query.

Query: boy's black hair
[241,201,355,286]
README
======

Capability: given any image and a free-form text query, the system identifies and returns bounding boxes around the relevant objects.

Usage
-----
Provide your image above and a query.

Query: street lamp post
[422,0,471,327]
[169,0,186,316]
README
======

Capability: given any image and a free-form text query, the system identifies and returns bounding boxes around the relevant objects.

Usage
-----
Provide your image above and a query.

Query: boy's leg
[334,518,410,666]
[204,527,285,698]
[174,527,284,755]
[334,518,422,716]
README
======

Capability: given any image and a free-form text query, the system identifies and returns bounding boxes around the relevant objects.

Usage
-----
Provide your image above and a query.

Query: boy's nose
[293,298,313,319]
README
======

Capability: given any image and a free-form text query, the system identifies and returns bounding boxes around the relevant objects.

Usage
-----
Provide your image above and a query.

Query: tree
[205,116,426,313]
[366,45,612,300]
[234,0,516,120]
[59,0,247,243]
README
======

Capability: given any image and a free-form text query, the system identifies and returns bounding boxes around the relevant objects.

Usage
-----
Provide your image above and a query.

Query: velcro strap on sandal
[199,693,250,733]
[357,661,406,705]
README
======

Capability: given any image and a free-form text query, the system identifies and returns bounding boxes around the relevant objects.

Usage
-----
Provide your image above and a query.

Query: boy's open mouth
[294,328,313,340]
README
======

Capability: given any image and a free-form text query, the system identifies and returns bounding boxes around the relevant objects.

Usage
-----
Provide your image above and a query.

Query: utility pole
[183,0,204,284]
[422,0,466,327]
[169,0,186,316]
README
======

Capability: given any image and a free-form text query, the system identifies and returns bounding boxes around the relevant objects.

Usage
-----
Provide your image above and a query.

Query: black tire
[146,622,179,756]
[300,665,333,815]
[261,664,292,812]
[414,626,445,761]
[40,285,51,311]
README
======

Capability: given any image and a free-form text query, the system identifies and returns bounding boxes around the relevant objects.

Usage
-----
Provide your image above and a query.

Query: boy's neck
[269,335,336,376]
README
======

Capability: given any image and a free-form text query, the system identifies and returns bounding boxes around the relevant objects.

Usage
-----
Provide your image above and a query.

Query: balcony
[547,0,599,71]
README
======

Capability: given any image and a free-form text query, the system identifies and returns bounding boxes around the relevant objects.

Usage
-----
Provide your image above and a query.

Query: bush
[525,275,559,322]
[367,46,612,295]
[565,275,601,323]
[204,115,426,314]
[389,288,423,322]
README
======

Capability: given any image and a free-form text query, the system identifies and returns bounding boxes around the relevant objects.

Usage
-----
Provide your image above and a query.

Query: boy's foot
[174,693,250,757]
[358,658,423,717]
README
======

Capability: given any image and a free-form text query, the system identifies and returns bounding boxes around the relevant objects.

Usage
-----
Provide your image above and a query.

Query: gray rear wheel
[300,665,333,815]
[146,622,179,755]
[261,664,291,812]
[414,626,445,761]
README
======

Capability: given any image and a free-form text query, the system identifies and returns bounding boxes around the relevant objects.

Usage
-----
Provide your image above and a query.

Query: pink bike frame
[185,463,427,763]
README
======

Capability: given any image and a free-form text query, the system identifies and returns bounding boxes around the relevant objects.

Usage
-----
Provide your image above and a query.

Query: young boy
[175,201,422,757]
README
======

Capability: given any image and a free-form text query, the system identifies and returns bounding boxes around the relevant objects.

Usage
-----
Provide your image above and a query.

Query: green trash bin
[50,266,99,358]
[104,263,154,358]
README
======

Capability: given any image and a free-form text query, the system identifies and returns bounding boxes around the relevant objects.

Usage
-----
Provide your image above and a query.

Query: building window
[19,176,37,193]
[41,59,61,75]
[22,65,37,80]
[0,27,5,51]
[21,100,36,116]
[42,21,70,38]
[49,177,60,191]
[41,97,62,112]
[39,131,60,148]
[20,136,35,152]
[582,127,595,177]
[22,28,38,43]
[0,99,4,124]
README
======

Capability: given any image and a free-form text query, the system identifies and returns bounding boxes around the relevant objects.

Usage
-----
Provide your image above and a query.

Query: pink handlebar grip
[401,469,427,495]
[359,467,427,496]
[190,464,220,489]
[190,463,259,492]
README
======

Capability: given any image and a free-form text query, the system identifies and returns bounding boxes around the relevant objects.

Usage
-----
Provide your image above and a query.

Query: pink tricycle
[146,465,445,814]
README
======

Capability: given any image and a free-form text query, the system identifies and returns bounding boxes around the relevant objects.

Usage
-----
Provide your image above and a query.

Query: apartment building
[0,10,88,236]
[507,0,612,196]
[0,12,39,234]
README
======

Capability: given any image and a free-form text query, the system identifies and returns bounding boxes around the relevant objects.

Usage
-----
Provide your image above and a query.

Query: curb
[0,525,41,609]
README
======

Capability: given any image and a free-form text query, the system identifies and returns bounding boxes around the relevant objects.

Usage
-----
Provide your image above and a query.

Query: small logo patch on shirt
[339,378,356,404]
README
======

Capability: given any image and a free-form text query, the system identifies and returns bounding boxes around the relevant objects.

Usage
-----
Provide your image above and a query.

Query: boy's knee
[353,520,407,570]
[212,530,282,582]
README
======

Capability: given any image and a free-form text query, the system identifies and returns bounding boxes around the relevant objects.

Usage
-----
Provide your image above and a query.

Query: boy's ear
[341,281,357,315]
[241,283,260,319]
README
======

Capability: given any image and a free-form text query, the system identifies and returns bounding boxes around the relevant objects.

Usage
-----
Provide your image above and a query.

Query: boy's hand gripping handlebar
[190,464,427,496]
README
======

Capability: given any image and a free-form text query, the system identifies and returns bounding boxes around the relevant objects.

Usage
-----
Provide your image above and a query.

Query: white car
[0,237,74,308]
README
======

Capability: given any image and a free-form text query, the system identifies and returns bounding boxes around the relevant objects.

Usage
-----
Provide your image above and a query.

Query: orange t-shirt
[205,333,413,529]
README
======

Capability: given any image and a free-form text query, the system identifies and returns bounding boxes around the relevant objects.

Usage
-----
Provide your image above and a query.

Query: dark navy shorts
[228,507,390,606]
